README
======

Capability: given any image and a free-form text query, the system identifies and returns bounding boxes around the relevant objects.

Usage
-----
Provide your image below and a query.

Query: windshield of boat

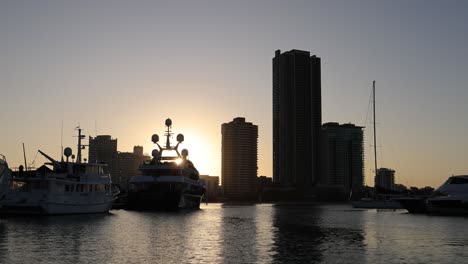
[446,177,468,185]
[159,150,180,160]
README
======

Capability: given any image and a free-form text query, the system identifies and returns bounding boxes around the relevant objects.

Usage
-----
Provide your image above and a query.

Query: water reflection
[271,204,367,264]
[0,214,112,263]
[0,205,467,263]
[271,204,324,263]
[220,204,258,263]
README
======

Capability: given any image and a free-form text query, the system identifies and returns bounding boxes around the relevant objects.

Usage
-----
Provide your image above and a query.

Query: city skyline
[2,1,468,188]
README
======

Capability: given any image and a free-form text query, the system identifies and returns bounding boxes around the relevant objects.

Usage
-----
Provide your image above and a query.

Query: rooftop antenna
[95,120,98,136]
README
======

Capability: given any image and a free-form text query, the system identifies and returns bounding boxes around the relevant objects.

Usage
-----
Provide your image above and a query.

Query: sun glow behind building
[2,1,468,188]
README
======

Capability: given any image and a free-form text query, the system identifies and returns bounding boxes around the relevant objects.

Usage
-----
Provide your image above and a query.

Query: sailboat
[352,81,403,209]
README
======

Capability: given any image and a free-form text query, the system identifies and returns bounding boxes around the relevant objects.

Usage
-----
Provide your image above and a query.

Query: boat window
[448,177,468,184]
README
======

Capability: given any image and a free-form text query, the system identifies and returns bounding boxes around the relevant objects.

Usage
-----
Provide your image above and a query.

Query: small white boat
[0,128,117,215]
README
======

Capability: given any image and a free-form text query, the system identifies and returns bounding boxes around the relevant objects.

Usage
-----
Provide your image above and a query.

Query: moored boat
[0,128,117,215]
[127,119,205,210]
[426,175,468,215]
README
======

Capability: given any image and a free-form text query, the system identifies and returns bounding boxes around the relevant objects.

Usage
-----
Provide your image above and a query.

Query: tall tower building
[88,135,118,174]
[321,123,364,196]
[375,168,396,191]
[222,117,258,199]
[273,49,322,191]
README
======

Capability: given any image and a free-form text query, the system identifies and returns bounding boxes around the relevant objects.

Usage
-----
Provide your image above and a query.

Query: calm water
[1,204,467,263]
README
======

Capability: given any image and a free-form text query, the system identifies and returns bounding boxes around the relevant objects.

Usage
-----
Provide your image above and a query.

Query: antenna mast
[76,127,87,163]
[61,120,64,162]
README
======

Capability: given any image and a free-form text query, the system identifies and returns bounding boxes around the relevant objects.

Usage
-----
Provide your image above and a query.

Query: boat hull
[394,197,428,214]
[128,191,202,210]
[127,178,204,210]
[427,199,468,215]
[352,200,403,209]
[0,201,113,215]
[0,192,115,215]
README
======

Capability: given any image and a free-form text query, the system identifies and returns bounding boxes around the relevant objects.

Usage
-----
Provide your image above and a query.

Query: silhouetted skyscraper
[321,123,364,196]
[115,147,150,191]
[273,49,322,192]
[222,117,258,199]
[88,135,118,174]
[375,168,395,191]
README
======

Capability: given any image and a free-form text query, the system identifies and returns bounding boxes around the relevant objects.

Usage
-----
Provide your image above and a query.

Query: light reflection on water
[0,204,467,263]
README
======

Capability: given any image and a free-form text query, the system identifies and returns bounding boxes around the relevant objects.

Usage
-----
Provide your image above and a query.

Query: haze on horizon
[1,0,468,188]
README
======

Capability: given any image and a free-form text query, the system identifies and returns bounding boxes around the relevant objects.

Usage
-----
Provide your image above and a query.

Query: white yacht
[127,119,205,210]
[426,175,468,215]
[0,128,117,215]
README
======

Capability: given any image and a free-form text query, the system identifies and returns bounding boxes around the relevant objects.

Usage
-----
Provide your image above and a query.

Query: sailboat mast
[373,81,378,181]
[22,143,27,171]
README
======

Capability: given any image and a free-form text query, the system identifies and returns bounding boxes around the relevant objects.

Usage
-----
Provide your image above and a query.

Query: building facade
[321,123,364,196]
[89,136,149,190]
[273,49,322,192]
[375,168,395,191]
[88,135,118,174]
[200,175,221,201]
[221,117,258,200]
[114,146,150,191]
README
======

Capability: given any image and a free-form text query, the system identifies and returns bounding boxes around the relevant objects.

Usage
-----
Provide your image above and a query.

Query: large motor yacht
[127,119,205,210]
[0,128,117,215]
[397,175,468,215]
[426,175,468,215]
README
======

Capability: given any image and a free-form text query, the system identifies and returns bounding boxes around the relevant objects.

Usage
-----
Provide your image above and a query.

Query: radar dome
[165,118,172,127]
[151,134,159,143]
[181,149,189,158]
[64,147,73,158]
[177,134,184,143]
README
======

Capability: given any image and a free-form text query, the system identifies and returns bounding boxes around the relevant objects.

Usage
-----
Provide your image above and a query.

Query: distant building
[393,184,408,193]
[115,146,150,191]
[88,135,118,174]
[375,168,395,191]
[321,122,364,197]
[257,175,273,195]
[200,175,221,201]
[273,49,322,193]
[222,117,258,200]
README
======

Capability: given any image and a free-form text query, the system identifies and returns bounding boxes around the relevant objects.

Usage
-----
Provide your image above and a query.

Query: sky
[1,0,468,188]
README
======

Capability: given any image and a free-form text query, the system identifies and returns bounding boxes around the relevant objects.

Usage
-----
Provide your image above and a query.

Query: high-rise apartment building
[115,147,150,191]
[221,117,258,199]
[375,168,395,191]
[321,123,364,195]
[273,49,322,191]
[200,175,221,201]
[88,135,118,174]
